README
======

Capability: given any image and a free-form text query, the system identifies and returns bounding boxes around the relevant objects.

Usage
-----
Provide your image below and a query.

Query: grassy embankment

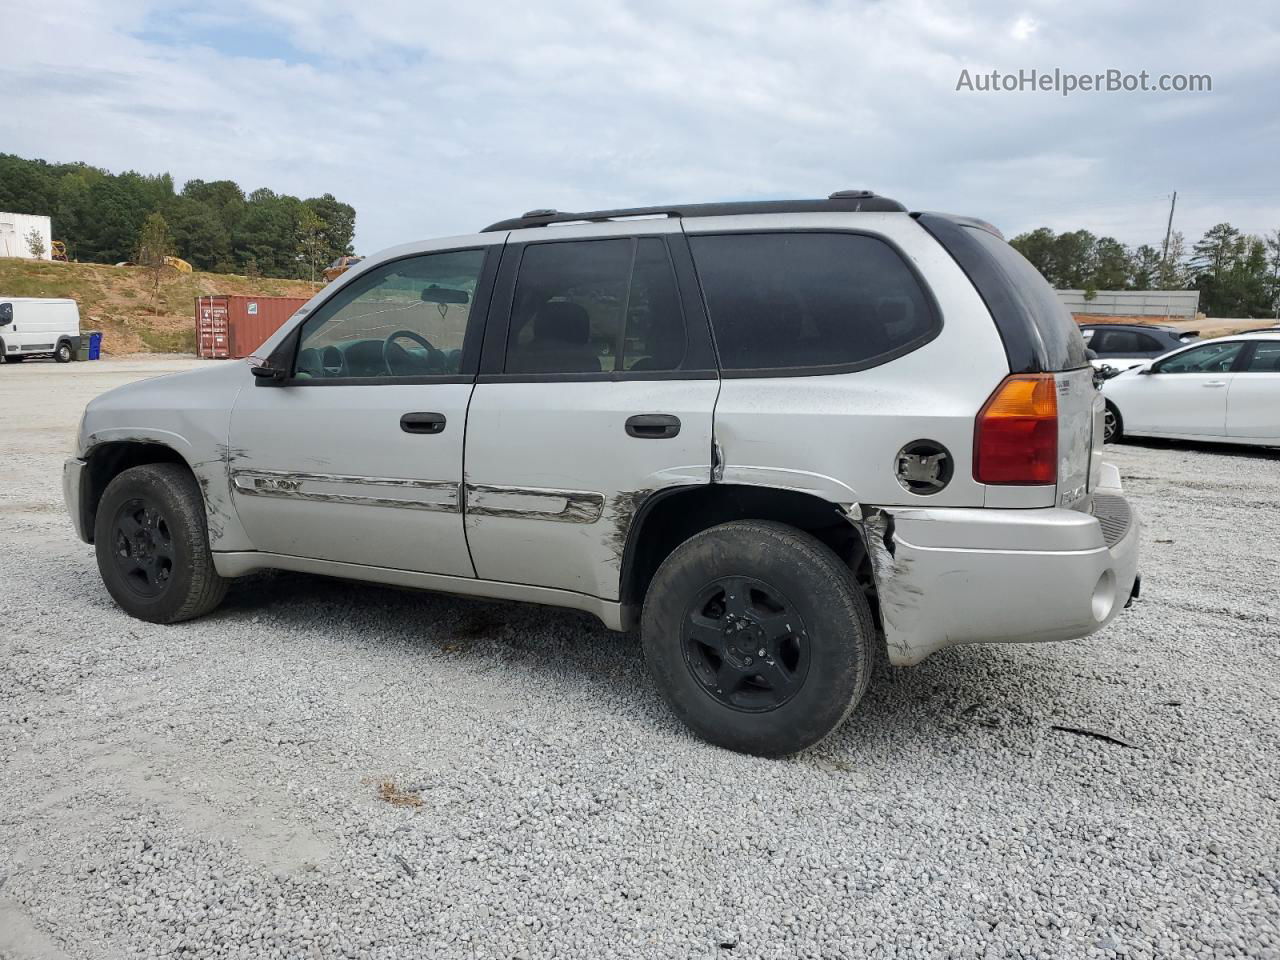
[0,257,319,354]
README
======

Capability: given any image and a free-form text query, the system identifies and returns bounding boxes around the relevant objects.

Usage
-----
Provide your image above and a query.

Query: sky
[3,0,1279,255]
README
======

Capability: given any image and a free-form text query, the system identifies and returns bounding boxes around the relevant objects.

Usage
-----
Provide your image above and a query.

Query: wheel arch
[619,483,879,628]
[80,440,195,544]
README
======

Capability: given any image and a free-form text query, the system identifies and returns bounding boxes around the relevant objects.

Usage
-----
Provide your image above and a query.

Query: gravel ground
[1,355,1277,960]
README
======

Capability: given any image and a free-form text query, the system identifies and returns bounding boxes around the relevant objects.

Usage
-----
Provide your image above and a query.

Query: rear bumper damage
[860,464,1140,666]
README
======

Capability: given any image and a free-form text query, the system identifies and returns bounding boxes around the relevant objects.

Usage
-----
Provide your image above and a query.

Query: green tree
[135,212,174,312]
[0,153,357,273]
[1155,231,1187,289]
[1050,230,1098,289]
[1092,237,1133,289]
[1010,227,1056,281]
[169,197,231,270]
[81,178,144,263]
[1129,245,1162,289]
[1264,230,1280,318]
[25,227,47,258]
[296,209,326,284]
[304,193,357,263]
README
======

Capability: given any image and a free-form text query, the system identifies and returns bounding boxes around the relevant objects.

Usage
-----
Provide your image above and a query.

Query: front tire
[55,341,73,363]
[641,520,875,757]
[94,463,227,623]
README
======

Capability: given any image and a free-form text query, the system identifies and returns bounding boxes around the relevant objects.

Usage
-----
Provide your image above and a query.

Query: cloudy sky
[4,0,1279,254]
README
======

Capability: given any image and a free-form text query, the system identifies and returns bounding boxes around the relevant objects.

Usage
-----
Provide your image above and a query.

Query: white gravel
[1,355,1277,960]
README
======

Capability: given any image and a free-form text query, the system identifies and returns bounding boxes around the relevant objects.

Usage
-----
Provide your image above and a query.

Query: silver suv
[63,191,1140,756]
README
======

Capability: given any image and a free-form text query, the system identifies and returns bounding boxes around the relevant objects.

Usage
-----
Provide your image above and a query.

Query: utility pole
[1161,191,1178,261]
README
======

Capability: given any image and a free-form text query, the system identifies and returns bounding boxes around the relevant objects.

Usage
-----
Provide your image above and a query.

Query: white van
[0,297,81,363]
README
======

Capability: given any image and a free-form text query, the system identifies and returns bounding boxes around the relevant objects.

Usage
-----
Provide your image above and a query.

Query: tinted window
[505,237,685,374]
[962,226,1090,370]
[296,249,485,380]
[1244,341,1280,372]
[688,232,938,372]
[1155,341,1245,373]
[1095,329,1163,354]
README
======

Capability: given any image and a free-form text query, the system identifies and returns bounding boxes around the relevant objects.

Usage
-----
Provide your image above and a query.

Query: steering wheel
[383,329,441,376]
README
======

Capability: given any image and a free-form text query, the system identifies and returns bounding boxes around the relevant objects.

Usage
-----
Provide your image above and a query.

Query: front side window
[688,232,939,372]
[1154,341,1244,374]
[294,249,486,380]
[504,237,686,375]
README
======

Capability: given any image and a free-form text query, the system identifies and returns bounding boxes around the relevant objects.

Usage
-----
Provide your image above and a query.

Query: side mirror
[250,364,288,386]
[1085,347,1098,362]
[0,303,12,326]
[1137,365,1154,375]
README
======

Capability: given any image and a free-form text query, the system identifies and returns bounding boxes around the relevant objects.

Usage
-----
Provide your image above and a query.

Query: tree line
[1011,221,1280,318]
[0,153,356,279]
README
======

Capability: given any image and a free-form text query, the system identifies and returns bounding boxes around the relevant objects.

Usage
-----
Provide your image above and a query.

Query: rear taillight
[974,374,1058,485]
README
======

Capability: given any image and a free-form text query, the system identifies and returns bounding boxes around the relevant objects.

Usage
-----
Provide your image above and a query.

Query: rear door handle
[1203,381,1227,388]
[400,412,447,434]
[625,414,681,439]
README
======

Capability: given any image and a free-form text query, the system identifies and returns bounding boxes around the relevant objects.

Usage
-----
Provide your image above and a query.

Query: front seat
[511,301,600,373]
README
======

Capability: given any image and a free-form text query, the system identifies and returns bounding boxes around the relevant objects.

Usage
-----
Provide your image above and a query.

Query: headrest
[535,301,590,343]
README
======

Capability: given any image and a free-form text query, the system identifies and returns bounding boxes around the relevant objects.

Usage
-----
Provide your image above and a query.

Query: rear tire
[55,341,73,363]
[94,463,227,623]
[641,520,875,757]
[1104,402,1123,443]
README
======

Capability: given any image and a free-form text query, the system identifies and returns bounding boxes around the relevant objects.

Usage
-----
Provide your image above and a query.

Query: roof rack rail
[481,191,906,232]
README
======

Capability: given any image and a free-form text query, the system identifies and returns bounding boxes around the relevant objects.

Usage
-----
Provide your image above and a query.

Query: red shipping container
[195,294,311,359]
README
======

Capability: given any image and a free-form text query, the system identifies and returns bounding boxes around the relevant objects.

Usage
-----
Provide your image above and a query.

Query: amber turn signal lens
[973,375,1058,485]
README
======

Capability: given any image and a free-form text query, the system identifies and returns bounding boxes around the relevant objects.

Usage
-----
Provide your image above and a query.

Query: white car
[63,192,1140,756]
[0,297,81,363]
[1102,332,1280,446]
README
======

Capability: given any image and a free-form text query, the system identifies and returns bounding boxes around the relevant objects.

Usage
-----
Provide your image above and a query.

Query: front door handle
[626,414,681,439]
[1202,381,1228,388]
[400,412,447,434]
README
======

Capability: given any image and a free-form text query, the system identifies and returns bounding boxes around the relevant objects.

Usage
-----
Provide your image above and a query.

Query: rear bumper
[864,465,1140,666]
[63,457,91,543]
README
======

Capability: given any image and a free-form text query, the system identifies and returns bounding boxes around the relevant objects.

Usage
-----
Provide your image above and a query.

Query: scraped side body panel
[77,361,252,550]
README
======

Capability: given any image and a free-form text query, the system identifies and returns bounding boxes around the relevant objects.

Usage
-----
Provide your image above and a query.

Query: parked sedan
[1102,333,1280,445]
[1080,323,1198,372]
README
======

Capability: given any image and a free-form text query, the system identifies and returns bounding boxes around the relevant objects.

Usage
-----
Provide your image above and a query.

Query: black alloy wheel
[110,497,177,598]
[681,576,810,712]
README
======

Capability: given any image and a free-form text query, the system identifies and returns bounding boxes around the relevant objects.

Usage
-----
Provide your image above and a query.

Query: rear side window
[1244,341,1280,372]
[1095,329,1162,354]
[505,237,686,375]
[688,232,939,373]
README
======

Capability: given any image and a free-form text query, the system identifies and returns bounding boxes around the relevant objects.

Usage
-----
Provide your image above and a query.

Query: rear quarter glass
[915,214,1089,373]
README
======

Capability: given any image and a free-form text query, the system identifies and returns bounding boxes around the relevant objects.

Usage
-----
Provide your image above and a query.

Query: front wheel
[641,520,875,757]
[55,341,73,363]
[93,463,227,623]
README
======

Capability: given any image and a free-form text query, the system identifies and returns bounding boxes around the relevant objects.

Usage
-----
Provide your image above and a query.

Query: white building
[0,212,54,260]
